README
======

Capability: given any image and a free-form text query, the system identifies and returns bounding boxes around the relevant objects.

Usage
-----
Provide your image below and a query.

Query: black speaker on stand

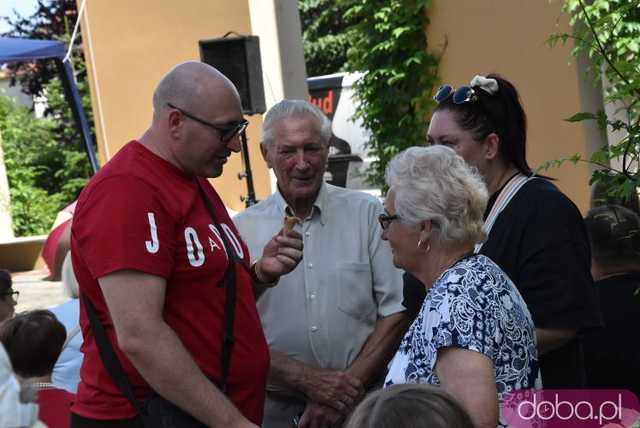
[200,36,266,115]
[199,35,267,207]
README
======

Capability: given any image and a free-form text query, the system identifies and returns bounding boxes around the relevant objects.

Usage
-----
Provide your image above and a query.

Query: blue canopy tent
[0,37,99,173]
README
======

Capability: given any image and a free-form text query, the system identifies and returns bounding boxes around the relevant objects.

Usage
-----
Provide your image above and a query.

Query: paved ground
[13,269,70,312]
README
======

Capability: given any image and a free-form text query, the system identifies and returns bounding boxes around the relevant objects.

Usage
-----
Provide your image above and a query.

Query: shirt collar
[274,182,328,226]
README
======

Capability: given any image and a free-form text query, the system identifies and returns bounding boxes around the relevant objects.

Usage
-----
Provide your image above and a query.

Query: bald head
[152,61,241,123]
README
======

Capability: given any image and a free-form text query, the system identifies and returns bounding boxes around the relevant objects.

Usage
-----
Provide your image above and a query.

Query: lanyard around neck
[474,173,534,253]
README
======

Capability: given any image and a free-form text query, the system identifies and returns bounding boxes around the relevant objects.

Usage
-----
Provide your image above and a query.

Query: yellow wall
[79,0,271,212]
[427,0,593,212]
[80,0,594,213]
[0,236,46,271]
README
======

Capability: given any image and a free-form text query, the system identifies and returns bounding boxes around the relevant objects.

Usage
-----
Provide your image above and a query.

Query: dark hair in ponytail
[434,74,532,176]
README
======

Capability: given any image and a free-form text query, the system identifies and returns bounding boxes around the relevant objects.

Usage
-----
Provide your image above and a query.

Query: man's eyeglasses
[379,212,400,230]
[434,84,478,105]
[167,103,249,143]
[0,290,18,300]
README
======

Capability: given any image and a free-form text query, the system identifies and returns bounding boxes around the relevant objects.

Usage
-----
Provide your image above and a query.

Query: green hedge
[0,96,88,236]
[343,0,440,190]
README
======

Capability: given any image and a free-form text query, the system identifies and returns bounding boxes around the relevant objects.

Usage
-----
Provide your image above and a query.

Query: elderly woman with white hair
[381,146,540,428]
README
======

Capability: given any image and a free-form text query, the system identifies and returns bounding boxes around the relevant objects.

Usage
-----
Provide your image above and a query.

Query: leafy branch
[576,0,638,98]
[548,0,640,203]
[1,0,91,235]
[341,0,440,190]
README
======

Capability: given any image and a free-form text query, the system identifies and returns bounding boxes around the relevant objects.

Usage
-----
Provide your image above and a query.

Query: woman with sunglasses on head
[382,146,539,428]
[403,74,601,389]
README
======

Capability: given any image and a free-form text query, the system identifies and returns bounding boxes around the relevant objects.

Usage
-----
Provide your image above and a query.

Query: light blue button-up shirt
[234,183,404,377]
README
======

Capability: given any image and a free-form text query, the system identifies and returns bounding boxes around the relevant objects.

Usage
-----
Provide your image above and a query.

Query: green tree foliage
[44,56,94,149]
[342,0,439,189]
[299,0,357,76]
[1,0,92,235]
[2,0,94,147]
[545,0,640,203]
[0,97,70,236]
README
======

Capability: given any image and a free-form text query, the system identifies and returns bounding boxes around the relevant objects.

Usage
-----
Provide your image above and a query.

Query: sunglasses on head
[433,84,478,105]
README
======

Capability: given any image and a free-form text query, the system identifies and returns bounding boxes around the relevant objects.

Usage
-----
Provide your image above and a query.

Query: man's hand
[99,271,254,427]
[300,367,364,413]
[298,401,343,428]
[257,227,303,282]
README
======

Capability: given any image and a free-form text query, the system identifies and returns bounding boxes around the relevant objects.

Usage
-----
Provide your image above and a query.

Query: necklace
[30,382,57,391]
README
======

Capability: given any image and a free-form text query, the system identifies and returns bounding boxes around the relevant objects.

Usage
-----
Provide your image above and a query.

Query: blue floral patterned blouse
[385,254,541,427]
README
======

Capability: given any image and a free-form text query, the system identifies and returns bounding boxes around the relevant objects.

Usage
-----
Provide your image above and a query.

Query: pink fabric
[41,202,77,276]
[41,219,71,275]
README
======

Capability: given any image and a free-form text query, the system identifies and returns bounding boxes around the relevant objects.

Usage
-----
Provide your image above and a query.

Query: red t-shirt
[70,141,269,424]
[38,388,74,428]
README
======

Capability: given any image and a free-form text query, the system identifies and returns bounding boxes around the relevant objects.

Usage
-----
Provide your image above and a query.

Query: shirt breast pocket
[337,262,375,321]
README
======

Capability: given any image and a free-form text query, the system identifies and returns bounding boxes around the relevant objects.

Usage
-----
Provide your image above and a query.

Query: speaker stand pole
[238,131,257,207]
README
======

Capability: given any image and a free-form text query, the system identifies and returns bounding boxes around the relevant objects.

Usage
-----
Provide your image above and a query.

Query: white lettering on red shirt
[221,223,244,260]
[184,227,205,267]
[208,224,228,260]
[145,212,159,254]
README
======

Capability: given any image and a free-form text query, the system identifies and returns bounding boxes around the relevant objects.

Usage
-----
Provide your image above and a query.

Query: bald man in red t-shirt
[71,62,303,428]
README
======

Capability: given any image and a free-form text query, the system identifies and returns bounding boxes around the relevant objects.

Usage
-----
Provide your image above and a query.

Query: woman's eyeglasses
[434,84,478,105]
[378,213,400,230]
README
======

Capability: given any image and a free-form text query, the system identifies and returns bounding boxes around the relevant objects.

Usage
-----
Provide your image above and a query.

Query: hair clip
[470,75,499,95]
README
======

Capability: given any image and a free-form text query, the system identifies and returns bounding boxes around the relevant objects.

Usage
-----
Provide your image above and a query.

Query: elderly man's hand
[257,227,303,282]
[298,401,344,428]
[300,367,364,414]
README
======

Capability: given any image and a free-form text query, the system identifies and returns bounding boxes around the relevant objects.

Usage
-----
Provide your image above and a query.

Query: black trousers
[71,413,144,428]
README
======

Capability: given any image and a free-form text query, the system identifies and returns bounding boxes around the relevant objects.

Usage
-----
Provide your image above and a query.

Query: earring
[417,239,430,253]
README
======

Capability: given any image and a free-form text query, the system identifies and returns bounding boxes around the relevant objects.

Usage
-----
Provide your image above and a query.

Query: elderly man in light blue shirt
[234,100,406,428]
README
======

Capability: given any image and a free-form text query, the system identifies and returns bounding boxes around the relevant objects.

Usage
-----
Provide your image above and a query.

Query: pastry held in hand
[284,215,301,233]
